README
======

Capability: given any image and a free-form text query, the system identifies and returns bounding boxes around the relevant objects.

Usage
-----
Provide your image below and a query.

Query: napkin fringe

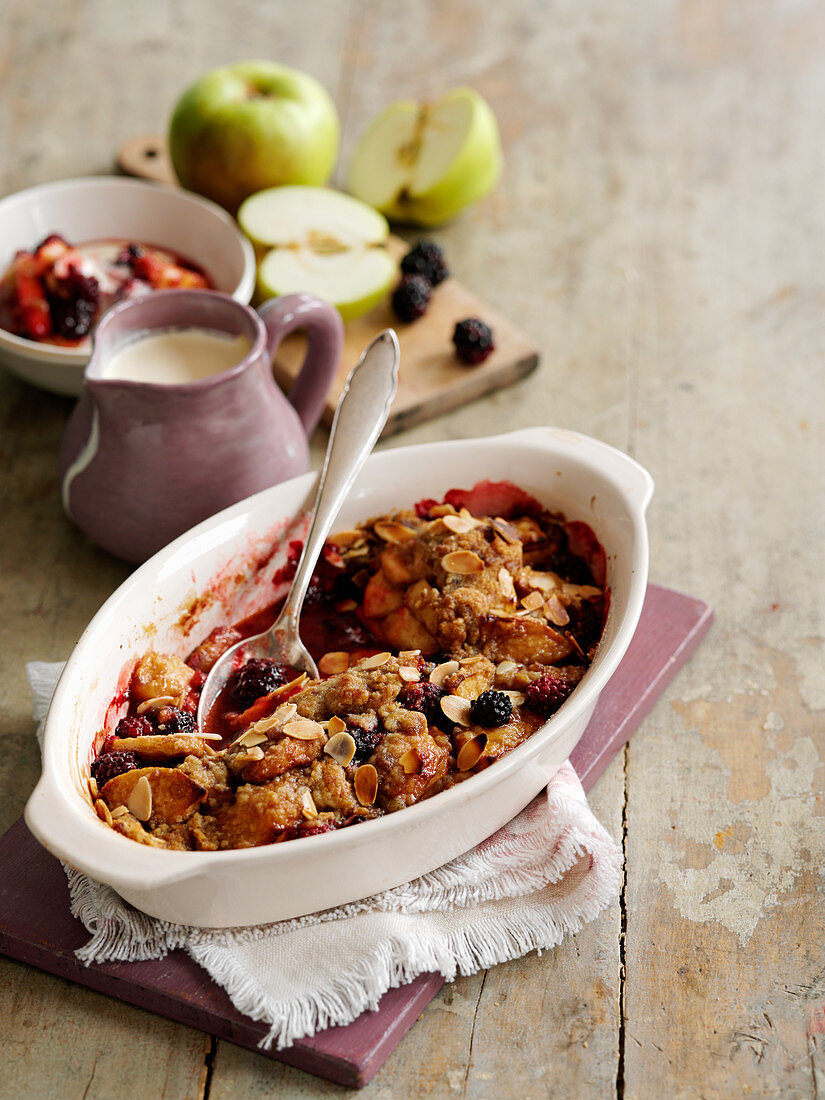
[66,867,184,964]
[187,857,621,1051]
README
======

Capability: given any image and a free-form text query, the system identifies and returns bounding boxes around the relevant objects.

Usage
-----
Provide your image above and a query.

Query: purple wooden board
[0,583,711,1088]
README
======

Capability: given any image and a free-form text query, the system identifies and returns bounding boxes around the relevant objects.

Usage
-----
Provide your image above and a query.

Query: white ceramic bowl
[0,176,256,395]
[25,427,653,928]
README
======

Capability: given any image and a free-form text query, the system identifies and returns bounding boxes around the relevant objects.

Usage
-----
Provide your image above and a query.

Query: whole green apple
[169,60,340,213]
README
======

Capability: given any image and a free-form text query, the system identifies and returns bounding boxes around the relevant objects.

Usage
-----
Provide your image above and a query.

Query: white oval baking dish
[25,427,653,928]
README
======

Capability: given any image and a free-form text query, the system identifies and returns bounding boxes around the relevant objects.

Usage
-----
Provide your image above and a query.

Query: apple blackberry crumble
[0,234,211,345]
[88,481,607,850]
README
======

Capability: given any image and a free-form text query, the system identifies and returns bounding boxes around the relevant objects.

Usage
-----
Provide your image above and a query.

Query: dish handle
[24,773,202,891]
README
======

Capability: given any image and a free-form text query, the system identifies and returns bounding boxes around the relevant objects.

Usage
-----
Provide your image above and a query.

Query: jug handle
[257,293,344,437]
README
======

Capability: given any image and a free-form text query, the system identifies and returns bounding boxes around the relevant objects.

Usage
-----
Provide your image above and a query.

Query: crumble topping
[90,482,607,851]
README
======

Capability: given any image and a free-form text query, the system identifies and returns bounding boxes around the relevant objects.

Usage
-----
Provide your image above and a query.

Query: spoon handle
[273,329,400,643]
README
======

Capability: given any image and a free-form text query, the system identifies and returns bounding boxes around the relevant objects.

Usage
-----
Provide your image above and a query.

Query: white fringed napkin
[28,660,621,1050]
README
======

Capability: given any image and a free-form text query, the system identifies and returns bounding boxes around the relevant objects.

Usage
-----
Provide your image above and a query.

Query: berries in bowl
[0,177,255,395]
[0,234,211,346]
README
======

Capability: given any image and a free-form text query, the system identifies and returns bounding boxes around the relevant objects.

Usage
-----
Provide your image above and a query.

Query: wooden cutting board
[0,584,713,1088]
[118,135,540,435]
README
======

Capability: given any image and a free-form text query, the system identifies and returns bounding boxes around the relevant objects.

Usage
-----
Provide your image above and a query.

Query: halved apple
[238,185,397,322]
[347,87,502,227]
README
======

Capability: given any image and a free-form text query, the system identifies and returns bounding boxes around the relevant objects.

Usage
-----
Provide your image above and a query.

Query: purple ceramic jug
[58,289,343,562]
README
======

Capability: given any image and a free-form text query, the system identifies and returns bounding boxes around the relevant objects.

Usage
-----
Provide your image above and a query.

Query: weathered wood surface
[0,1,822,1098]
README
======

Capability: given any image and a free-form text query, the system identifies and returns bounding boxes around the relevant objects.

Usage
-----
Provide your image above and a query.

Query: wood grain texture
[1,0,823,1097]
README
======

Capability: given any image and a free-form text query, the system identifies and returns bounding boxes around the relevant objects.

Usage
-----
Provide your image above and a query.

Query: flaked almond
[330,528,367,548]
[318,650,350,675]
[269,673,308,700]
[246,714,282,736]
[301,790,318,819]
[374,520,417,544]
[110,804,130,821]
[491,517,520,544]
[496,659,518,675]
[88,775,99,800]
[458,655,485,666]
[360,651,391,670]
[325,730,357,766]
[441,550,484,575]
[337,598,358,612]
[502,690,526,706]
[246,746,265,761]
[94,798,112,826]
[273,701,298,725]
[400,748,420,775]
[197,732,224,741]
[328,715,347,736]
[521,590,545,612]
[457,734,488,772]
[126,775,153,822]
[111,733,215,760]
[234,728,268,749]
[441,514,474,535]
[429,659,459,687]
[459,508,483,526]
[283,719,325,741]
[398,665,420,682]
[523,571,556,593]
[544,595,570,626]
[429,503,456,517]
[244,700,298,737]
[498,567,516,600]
[440,694,472,727]
[354,763,378,806]
[399,649,421,661]
[136,695,179,715]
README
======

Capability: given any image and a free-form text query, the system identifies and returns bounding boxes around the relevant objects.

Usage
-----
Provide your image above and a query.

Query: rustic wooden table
[1,1,822,1097]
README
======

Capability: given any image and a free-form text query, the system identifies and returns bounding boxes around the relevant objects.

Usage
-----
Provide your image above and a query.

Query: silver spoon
[197,329,399,731]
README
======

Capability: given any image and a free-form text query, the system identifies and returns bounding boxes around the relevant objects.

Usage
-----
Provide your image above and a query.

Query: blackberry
[469,689,513,728]
[452,318,495,365]
[400,680,453,734]
[391,275,431,322]
[63,266,101,304]
[230,657,288,707]
[51,295,97,339]
[91,750,140,789]
[400,240,449,286]
[345,714,384,764]
[524,674,576,717]
[351,728,383,764]
[155,705,197,735]
[115,242,145,266]
[114,715,154,739]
